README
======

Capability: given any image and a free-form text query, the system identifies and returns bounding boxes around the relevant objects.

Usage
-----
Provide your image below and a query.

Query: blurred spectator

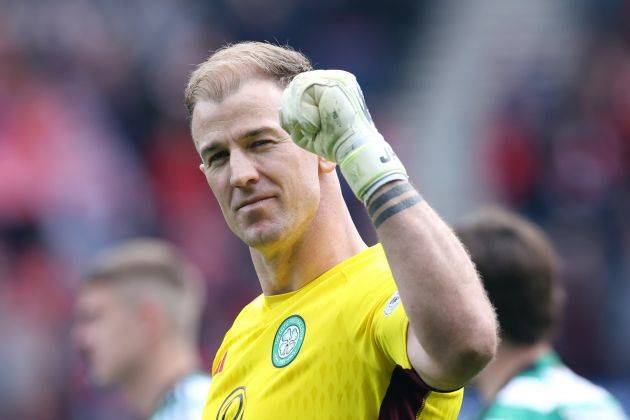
[456,208,627,419]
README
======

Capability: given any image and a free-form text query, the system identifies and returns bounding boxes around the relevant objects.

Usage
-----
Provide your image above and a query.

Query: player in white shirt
[74,238,211,419]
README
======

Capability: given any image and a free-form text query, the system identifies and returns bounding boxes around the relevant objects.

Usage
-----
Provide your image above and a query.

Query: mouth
[235,195,275,211]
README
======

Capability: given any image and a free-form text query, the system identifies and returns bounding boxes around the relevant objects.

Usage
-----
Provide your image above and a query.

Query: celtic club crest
[271,315,306,368]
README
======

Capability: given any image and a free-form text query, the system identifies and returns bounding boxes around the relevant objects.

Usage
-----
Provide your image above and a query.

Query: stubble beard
[240,218,287,250]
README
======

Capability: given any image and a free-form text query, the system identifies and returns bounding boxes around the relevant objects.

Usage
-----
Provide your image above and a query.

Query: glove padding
[280,70,407,203]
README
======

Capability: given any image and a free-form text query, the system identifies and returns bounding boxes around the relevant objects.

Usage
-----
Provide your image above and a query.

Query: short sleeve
[343,244,411,370]
[372,290,413,369]
[337,245,413,371]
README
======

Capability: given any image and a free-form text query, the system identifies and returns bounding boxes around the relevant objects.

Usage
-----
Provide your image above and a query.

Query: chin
[240,221,287,249]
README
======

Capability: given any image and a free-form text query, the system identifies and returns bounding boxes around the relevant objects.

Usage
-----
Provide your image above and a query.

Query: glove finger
[313,132,336,161]
[298,129,315,152]
[298,86,321,135]
[280,87,297,133]
[290,124,304,145]
[284,81,322,138]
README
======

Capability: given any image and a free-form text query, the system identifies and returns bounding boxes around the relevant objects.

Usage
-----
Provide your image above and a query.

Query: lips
[235,195,275,211]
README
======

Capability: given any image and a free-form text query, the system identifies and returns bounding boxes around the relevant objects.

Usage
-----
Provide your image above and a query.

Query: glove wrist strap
[338,138,408,203]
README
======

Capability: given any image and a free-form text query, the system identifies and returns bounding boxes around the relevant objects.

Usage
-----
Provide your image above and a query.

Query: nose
[229,149,259,188]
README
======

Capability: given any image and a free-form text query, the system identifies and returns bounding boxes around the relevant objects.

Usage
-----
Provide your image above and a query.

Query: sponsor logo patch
[384,291,401,316]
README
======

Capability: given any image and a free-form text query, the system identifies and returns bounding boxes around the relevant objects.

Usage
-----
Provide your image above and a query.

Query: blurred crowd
[0,0,627,418]
[482,2,630,377]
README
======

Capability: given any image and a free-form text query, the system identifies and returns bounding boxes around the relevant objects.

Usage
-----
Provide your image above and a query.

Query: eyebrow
[199,143,220,161]
[199,127,278,160]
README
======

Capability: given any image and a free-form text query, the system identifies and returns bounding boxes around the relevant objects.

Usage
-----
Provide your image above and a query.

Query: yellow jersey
[203,244,462,419]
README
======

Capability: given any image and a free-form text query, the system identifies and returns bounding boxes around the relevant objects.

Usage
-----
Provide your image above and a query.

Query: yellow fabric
[418,391,464,420]
[203,244,462,419]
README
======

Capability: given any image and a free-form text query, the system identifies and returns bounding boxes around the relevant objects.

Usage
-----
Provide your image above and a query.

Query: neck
[475,341,552,403]
[122,339,199,417]
[251,188,366,296]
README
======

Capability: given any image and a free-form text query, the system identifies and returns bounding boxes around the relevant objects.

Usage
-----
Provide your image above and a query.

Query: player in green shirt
[455,208,627,419]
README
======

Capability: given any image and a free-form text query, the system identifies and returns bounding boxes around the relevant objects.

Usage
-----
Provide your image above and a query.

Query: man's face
[73,285,147,386]
[191,78,321,249]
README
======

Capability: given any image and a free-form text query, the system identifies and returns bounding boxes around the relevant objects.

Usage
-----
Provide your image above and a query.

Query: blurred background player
[455,208,627,419]
[73,238,211,420]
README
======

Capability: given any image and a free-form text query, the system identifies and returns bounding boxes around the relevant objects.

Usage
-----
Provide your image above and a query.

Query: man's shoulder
[333,244,404,333]
[492,361,626,418]
[341,243,394,286]
[171,372,212,407]
[152,372,212,420]
[237,294,266,318]
[225,294,266,332]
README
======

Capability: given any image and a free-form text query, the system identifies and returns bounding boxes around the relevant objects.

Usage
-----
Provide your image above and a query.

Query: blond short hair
[184,41,312,116]
[84,238,205,343]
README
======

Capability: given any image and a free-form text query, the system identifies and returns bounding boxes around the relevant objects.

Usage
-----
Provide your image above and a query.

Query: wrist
[338,135,408,203]
[366,181,423,228]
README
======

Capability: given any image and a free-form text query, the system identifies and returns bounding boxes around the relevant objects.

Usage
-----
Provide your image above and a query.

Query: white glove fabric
[280,70,408,203]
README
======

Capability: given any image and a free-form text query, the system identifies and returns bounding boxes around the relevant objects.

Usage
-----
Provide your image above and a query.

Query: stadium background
[0,0,628,418]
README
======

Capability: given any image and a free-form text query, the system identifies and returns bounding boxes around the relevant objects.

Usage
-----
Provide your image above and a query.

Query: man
[185,41,498,419]
[73,238,211,419]
[455,208,627,419]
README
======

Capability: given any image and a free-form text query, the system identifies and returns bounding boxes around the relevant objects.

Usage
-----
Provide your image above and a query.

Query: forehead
[77,284,119,311]
[191,78,284,147]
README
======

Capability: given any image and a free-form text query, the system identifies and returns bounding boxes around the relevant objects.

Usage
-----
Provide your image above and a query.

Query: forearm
[368,180,497,386]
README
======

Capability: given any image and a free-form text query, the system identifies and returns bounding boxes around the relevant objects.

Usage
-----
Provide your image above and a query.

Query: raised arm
[281,70,497,390]
[368,180,496,390]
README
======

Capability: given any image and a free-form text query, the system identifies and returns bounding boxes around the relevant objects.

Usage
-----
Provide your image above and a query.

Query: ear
[318,156,337,174]
[138,300,165,340]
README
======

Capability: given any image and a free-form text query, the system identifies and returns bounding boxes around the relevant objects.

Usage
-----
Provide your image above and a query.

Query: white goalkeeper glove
[280,70,408,203]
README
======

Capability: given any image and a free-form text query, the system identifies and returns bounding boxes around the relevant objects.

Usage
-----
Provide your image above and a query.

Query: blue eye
[207,150,229,166]
[251,139,273,148]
